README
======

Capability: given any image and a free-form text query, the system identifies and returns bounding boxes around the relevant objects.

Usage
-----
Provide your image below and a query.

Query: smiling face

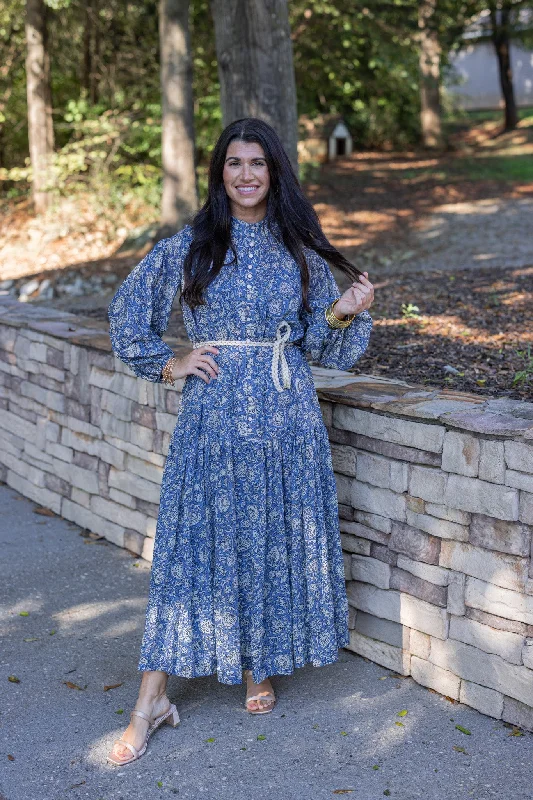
[222,140,270,222]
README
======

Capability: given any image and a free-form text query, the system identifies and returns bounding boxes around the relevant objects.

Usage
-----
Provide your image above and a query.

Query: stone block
[406,510,468,542]
[441,431,480,477]
[440,541,527,592]
[479,440,505,484]
[100,411,130,441]
[460,680,503,719]
[466,606,533,637]
[97,460,111,499]
[130,423,154,451]
[409,466,448,503]
[354,610,409,649]
[447,572,466,616]
[389,521,441,565]
[370,543,397,566]
[465,577,533,625]
[406,495,425,514]
[341,534,371,556]
[351,555,391,589]
[166,390,182,415]
[20,380,65,413]
[101,389,132,422]
[131,403,157,430]
[522,639,533,669]
[124,529,144,555]
[343,550,351,579]
[410,630,431,660]
[353,510,392,534]
[0,408,36,442]
[6,470,62,514]
[502,697,533,732]
[505,441,533,473]
[331,443,357,477]
[71,487,90,508]
[335,473,352,505]
[318,400,332,427]
[103,435,165,467]
[339,520,389,546]
[520,492,533,525]
[61,498,125,548]
[125,454,163,485]
[425,503,471,525]
[396,555,449,587]
[333,406,445,453]
[429,637,533,708]
[449,615,523,664]
[470,514,531,557]
[348,606,357,630]
[506,470,533,493]
[390,568,447,607]
[43,473,71,497]
[108,467,162,504]
[65,398,91,422]
[2,451,46,486]
[347,630,411,675]
[142,536,154,562]
[338,504,353,521]
[109,488,136,509]
[410,656,460,700]
[73,451,98,471]
[444,474,519,521]
[355,451,408,493]
[346,582,449,639]
[136,498,160,518]
[155,411,177,434]
[400,594,449,639]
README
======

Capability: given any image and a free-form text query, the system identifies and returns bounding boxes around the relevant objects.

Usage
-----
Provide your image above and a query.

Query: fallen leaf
[372,764,380,770]
[333,791,354,795]
[34,507,57,517]
[509,727,524,737]
[156,781,163,788]
[455,724,471,735]
[340,731,348,736]
[7,754,15,761]
[397,710,408,717]
[116,708,124,714]
[23,637,39,642]
[68,781,86,790]
[8,676,20,683]
[49,629,57,636]
[19,611,29,617]
[257,734,266,741]
[104,682,123,692]
[453,746,469,754]
[394,721,404,727]
[63,681,85,691]
[205,737,215,743]
[384,791,391,797]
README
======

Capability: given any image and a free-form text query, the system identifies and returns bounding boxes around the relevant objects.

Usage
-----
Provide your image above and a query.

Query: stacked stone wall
[1,296,533,730]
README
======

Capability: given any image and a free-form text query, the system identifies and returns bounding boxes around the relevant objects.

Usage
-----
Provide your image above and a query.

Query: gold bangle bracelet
[325,299,356,329]
[161,355,177,385]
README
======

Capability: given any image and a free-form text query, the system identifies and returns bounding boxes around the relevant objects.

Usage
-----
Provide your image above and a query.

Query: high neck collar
[230,215,268,232]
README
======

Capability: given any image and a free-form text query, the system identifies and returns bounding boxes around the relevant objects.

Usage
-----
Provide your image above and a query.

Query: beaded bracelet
[325,299,356,330]
[161,355,177,386]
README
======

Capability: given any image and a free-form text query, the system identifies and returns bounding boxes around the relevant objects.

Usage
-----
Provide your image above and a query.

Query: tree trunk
[210,0,299,173]
[25,0,55,213]
[490,5,518,131]
[418,0,443,149]
[158,0,198,238]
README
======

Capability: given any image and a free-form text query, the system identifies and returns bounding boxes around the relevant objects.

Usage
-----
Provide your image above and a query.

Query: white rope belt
[193,320,294,393]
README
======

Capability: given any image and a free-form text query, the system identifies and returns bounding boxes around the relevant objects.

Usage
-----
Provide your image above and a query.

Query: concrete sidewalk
[1,482,532,800]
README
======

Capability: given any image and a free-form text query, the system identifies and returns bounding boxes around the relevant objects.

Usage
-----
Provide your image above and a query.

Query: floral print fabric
[108,216,373,685]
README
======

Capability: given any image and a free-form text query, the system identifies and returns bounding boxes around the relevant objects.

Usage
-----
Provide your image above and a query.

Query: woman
[106,118,374,766]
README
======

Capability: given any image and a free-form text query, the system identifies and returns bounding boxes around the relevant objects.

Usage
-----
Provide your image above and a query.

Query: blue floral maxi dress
[108,216,373,685]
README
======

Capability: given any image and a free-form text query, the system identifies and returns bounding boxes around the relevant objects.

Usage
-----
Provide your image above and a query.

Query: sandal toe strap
[113,739,139,759]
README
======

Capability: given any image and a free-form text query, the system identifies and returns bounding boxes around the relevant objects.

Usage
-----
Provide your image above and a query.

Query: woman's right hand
[171,345,220,384]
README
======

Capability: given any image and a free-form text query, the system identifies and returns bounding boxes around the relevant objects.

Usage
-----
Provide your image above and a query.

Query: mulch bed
[353,263,533,400]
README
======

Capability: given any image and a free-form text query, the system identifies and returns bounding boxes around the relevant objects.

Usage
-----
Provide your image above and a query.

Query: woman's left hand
[333,272,374,319]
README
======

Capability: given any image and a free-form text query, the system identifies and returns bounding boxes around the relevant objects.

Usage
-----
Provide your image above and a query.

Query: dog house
[298,115,353,163]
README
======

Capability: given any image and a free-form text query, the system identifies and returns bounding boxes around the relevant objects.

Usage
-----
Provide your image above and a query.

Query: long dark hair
[181,117,363,312]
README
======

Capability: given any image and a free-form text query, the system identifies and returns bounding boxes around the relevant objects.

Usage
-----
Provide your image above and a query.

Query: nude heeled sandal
[107,703,180,766]
[244,670,276,715]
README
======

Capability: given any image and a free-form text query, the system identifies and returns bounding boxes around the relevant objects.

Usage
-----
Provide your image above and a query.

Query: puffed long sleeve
[108,228,190,382]
[300,249,373,371]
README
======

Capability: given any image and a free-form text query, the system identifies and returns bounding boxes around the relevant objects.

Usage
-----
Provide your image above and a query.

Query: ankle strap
[130,709,151,723]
